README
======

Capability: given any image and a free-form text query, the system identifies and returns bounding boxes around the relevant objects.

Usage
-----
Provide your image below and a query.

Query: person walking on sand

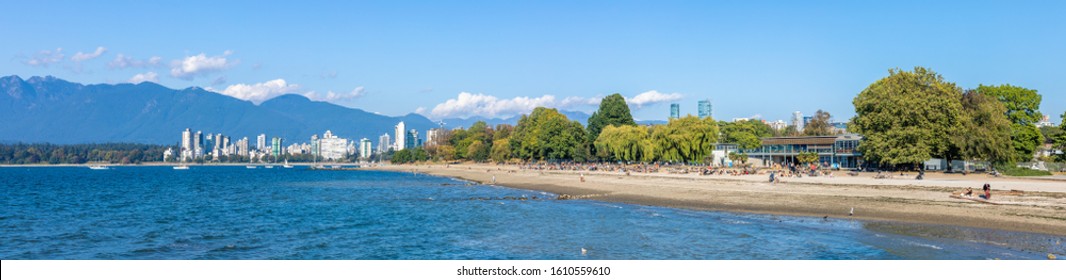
[491,175,496,185]
[769,171,776,184]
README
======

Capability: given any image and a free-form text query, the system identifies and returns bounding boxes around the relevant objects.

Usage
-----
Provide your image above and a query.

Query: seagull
[849,207,854,216]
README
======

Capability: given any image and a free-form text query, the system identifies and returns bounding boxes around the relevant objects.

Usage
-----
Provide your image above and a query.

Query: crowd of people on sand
[471,161,846,186]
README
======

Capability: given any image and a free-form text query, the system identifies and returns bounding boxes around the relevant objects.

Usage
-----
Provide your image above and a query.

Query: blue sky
[3,0,1064,122]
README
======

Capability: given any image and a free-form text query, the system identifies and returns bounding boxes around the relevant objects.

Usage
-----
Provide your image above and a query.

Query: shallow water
[0,166,1061,259]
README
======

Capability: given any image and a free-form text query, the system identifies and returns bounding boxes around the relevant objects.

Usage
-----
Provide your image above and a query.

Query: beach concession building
[741,134,864,169]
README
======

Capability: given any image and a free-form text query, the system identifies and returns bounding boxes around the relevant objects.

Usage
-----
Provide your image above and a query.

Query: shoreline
[368,163,1066,237]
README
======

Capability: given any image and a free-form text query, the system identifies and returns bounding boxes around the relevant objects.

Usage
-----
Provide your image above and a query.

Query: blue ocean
[0,166,1061,259]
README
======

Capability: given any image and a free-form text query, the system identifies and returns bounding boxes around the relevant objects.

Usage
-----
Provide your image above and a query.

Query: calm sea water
[1,166,1062,260]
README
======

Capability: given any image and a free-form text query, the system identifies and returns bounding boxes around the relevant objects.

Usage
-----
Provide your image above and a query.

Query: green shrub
[994,163,1052,176]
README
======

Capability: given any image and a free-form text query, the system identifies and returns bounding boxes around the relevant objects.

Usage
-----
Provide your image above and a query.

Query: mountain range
[0,75,602,145]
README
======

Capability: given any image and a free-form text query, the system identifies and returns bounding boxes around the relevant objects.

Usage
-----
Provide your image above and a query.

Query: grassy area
[994,163,1053,176]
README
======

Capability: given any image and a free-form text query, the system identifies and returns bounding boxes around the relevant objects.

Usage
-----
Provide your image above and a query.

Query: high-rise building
[424,128,441,147]
[193,131,204,159]
[181,128,192,161]
[378,134,391,154]
[271,137,283,158]
[310,134,320,158]
[698,99,712,119]
[256,134,267,152]
[394,121,407,151]
[792,111,804,131]
[405,129,419,149]
[317,130,348,161]
[359,138,373,159]
[237,137,249,157]
[670,103,680,119]
[802,116,814,128]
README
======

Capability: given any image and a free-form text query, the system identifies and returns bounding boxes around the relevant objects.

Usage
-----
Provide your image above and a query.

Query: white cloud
[170,51,237,80]
[627,90,683,108]
[71,46,107,62]
[23,48,65,67]
[109,54,162,69]
[212,79,300,104]
[425,92,561,119]
[423,90,683,119]
[305,86,365,102]
[128,72,159,84]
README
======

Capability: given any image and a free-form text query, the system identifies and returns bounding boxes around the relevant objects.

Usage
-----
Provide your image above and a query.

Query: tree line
[849,66,1065,170]
[405,93,844,165]
[0,143,170,164]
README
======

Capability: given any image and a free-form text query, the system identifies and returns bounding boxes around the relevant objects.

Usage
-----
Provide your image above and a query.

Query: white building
[256,134,267,152]
[768,120,787,131]
[378,134,391,154]
[359,138,373,159]
[318,130,348,161]
[791,111,804,131]
[394,121,406,151]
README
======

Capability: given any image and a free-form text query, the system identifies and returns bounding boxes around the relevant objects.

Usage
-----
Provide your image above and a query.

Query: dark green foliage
[0,143,171,164]
[586,94,636,157]
[392,148,429,164]
[976,84,1044,161]
[720,119,773,150]
[803,110,834,136]
[993,163,1052,176]
[953,90,1013,163]
[850,67,963,167]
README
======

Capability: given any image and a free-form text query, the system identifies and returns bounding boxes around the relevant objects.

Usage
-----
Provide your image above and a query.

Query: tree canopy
[650,116,719,163]
[594,125,648,162]
[803,110,834,136]
[849,67,963,168]
[976,84,1044,162]
[586,94,636,156]
[510,107,587,161]
[719,119,772,150]
[953,90,1013,163]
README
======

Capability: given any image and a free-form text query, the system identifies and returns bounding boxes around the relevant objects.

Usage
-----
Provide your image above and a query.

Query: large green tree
[1057,112,1066,162]
[594,125,649,162]
[976,84,1044,161]
[803,110,834,136]
[650,116,719,163]
[849,67,963,169]
[510,107,587,161]
[720,119,773,150]
[952,90,1013,163]
[586,94,637,157]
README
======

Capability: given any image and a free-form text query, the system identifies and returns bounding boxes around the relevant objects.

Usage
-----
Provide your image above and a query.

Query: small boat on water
[246,165,257,169]
[173,165,190,170]
[88,165,109,170]
[264,165,274,169]
[283,160,293,168]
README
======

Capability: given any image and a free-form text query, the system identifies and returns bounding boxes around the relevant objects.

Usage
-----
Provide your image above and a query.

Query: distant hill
[0,75,438,145]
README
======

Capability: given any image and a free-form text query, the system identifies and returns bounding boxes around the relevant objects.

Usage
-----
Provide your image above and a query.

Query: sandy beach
[369,163,1066,236]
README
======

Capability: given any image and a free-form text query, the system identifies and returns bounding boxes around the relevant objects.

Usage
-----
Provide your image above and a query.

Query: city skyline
[3,1,1062,123]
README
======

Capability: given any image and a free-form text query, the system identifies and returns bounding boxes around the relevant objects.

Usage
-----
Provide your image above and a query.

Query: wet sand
[369,163,1066,236]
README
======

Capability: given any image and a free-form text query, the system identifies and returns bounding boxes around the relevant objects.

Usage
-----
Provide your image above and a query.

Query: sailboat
[283,159,294,168]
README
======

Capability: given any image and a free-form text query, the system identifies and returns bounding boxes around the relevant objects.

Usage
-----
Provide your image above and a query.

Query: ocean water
[0,166,1062,260]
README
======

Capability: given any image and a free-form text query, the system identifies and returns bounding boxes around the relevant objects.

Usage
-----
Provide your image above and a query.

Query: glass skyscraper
[670,103,680,119]
[698,99,712,119]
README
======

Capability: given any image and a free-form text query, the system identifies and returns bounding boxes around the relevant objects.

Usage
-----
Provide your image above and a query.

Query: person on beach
[769,171,776,184]
[982,183,991,200]
[963,187,974,197]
